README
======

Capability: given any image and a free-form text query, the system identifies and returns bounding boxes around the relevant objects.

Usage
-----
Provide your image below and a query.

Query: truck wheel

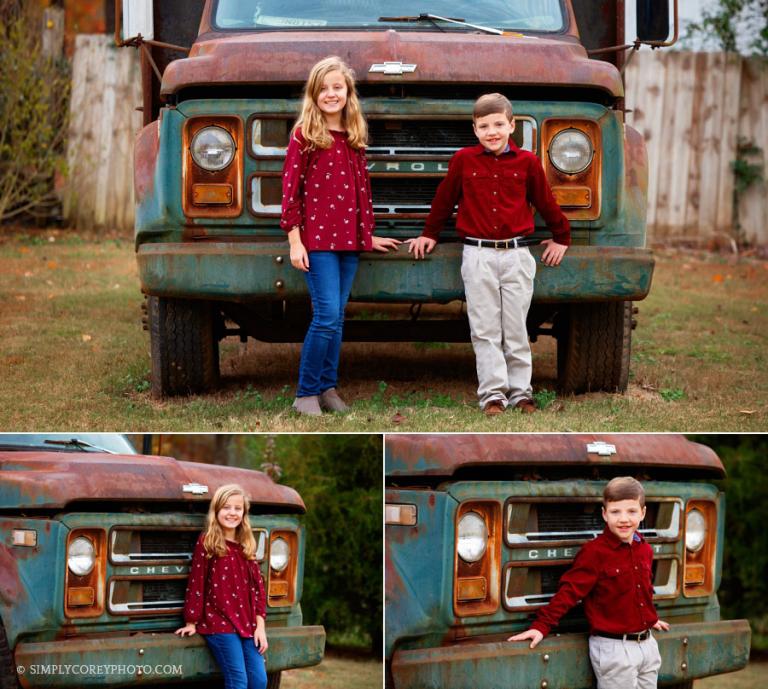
[266,671,281,689]
[0,619,20,689]
[148,296,220,398]
[556,301,631,394]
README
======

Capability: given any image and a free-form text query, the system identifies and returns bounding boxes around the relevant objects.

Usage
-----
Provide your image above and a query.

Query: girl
[281,56,400,416]
[175,484,268,689]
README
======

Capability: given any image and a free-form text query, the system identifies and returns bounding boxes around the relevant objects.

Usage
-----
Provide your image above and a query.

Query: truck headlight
[190,126,236,171]
[549,128,594,174]
[270,536,290,572]
[68,536,95,576]
[685,508,707,552]
[457,512,488,562]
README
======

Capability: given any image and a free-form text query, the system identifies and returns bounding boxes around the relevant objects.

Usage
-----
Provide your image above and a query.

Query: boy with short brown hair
[509,477,669,689]
[408,93,570,415]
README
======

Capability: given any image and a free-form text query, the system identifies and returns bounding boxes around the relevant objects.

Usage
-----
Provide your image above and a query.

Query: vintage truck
[0,434,324,688]
[385,434,751,688]
[121,0,673,397]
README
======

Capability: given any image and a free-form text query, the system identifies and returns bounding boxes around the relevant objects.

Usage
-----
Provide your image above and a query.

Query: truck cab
[0,434,324,688]
[125,1,671,397]
[385,434,750,688]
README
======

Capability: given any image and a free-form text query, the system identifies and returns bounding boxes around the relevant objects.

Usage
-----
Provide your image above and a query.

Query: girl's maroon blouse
[183,533,267,638]
[280,128,375,252]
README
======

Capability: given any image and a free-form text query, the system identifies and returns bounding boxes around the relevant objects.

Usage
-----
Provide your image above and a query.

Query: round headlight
[549,128,594,174]
[457,512,488,563]
[270,537,290,572]
[190,126,236,171]
[685,509,707,552]
[68,536,95,576]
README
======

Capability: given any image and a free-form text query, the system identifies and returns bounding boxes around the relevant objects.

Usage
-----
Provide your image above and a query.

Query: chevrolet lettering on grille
[128,565,188,575]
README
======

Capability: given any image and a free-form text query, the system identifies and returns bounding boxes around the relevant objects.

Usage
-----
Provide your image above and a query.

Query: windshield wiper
[379,13,503,36]
[44,438,117,454]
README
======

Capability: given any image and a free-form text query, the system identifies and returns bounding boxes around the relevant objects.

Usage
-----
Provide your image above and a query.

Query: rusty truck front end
[385,434,750,689]
[125,0,674,397]
[0,434,324,688]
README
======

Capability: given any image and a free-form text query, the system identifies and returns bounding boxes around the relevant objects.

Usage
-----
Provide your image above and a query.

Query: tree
[0,2,70,223]
[684,0,768,55]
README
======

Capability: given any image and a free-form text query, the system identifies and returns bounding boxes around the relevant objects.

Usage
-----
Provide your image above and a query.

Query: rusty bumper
[390,620,750,689]
[14,625,325,688]
[137,242,653,303]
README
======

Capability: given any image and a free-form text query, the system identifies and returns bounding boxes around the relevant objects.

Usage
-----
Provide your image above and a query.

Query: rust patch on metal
[0,543,25,606]
[134,120,160,205]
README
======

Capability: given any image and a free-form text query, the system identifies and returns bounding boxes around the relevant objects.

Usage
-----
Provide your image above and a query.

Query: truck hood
[161,30,623,98]
[0,452,304,511]
[386,434,724,478]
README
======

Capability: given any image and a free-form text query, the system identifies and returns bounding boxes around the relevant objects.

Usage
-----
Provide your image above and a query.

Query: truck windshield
[0,434,137,454]
[213,0,565,32]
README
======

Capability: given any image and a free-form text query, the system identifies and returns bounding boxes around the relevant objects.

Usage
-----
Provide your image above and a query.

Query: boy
[408,94,570,415]
[509,477,670,689]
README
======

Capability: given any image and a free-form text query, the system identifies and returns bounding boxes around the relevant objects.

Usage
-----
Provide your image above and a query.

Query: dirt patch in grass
[280,653,381,689]
[696,659,766,689]
[0,236,765,431]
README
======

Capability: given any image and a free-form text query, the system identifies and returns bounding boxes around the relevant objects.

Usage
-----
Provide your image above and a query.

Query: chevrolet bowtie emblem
[182,483,209,495]
[586,441,617,456]
[369,62,417,75]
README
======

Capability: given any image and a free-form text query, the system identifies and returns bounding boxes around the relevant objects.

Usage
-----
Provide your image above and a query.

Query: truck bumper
[14,625,325,688]
[137,242,654,303]
[390,620,750,689]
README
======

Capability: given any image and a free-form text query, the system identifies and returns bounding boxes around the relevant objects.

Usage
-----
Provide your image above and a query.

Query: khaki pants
[461,243,536,408]
[588,634,662,689]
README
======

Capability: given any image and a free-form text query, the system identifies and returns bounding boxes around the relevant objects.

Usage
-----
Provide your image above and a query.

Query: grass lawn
[1,233,765,431]
[280,653,381,689]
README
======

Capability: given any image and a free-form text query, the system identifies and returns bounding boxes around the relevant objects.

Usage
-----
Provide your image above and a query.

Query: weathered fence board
[626,51,768,245]
[63,35,142,231]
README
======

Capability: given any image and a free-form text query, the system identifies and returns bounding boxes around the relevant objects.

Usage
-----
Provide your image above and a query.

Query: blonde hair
[603,476,646,508]
[203,484,257,560]
[292,56,368,150]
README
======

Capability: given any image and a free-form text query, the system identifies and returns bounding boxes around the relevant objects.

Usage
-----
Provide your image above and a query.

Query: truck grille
[249,114,536,220]
[108,527,267,616]
[506,499,682,544]
[502,498,682,610]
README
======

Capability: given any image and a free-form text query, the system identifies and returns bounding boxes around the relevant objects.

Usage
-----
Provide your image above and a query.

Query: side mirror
[120,0,154,42]
[636,0,670,42]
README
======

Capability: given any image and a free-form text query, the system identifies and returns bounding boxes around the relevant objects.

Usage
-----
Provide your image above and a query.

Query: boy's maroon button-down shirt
[183,534,267,638]
[422,142,570,245]
[531,527,659,636]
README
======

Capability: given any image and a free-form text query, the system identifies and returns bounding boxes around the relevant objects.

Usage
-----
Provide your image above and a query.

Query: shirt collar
[474,140,521,157]
[601,525,645,548]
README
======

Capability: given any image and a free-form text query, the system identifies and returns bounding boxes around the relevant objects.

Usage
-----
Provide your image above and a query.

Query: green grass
[696,660,767,689]
[281,653,381,689]
[1,237,766,431]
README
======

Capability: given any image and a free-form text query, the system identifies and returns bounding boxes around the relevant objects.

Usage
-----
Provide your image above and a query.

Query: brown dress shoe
[483,400,506,416]
[514,398,536,414]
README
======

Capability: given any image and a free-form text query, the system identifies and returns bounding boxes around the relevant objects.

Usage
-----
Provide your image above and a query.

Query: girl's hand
[254,622,269,654]
[175,623,196,637]
[507,628,544,649]
[406,236,436,260]
[539,239,568,266]
[653,619,670,632]
[288,227,309,272]
[371,235,402,253]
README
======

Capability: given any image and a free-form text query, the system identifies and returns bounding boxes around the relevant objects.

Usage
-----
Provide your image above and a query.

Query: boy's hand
[539,239,568,267]
[652,619,670,632]
[174,623,196,637]
[371,235,402,253]
[507,628,544,649]
[406,236,436,260]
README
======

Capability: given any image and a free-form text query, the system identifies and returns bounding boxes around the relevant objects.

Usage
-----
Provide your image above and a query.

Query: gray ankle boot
[292,396,322,416]
[319,388,349,412]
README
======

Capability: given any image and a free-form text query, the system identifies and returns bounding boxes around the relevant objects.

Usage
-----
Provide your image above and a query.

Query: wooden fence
[63,41,767,244]
[63,35,142,231]
[625,50,767,246]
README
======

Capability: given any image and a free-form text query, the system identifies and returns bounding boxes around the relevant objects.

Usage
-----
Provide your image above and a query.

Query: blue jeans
[297,251,359,397]
[204,633,267,689]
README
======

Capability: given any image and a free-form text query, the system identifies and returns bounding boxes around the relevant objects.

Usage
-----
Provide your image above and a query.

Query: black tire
[266,671,281,689]
[0,619,20,689]
[557,301,632,394]
[148,296,220,398]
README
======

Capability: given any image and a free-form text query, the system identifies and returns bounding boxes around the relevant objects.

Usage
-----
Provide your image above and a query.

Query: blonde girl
[281,56,400,415]
[175,484,267,689]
